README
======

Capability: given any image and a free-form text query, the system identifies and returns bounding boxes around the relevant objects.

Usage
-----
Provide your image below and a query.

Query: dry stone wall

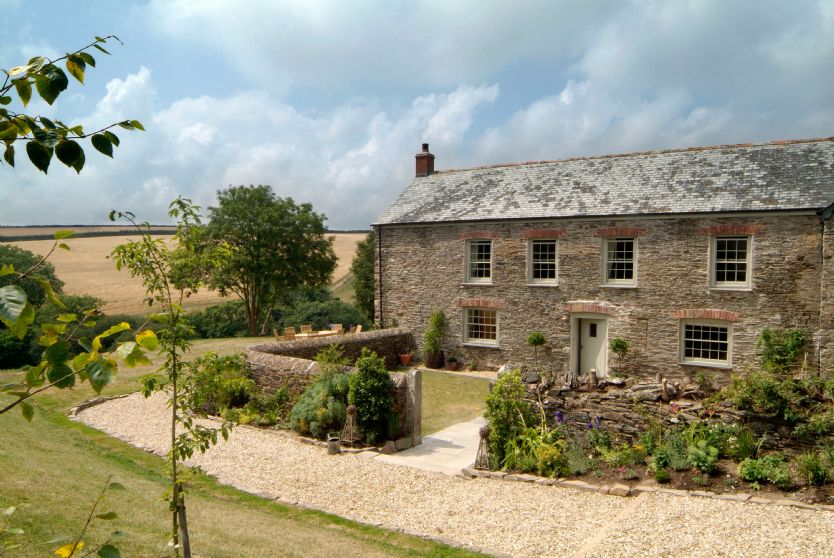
[377,213,828,384]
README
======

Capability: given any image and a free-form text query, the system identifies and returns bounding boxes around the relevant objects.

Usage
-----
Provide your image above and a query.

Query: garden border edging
[460,466,834,512]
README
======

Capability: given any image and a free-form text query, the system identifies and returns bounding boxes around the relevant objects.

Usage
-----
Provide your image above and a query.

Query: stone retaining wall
[522,372,820,452]
[246,328,421,447]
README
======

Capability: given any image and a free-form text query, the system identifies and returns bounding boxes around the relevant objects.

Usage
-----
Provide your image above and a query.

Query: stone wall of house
[376,213,825,384]
[819,217,834,371]
[246,328,421,446]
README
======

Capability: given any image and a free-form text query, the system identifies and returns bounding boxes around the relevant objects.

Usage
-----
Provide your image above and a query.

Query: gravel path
[78,393,834,558]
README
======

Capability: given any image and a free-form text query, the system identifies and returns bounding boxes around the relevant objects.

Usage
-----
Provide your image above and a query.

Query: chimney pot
[415,143,435,177]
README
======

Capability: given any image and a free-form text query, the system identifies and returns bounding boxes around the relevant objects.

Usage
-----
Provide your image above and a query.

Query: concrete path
[375,416,485,475]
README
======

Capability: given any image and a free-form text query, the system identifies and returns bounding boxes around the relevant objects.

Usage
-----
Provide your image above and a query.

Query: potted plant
[398,351,413,366]
[422,309,445,369]
[446,356,459,371]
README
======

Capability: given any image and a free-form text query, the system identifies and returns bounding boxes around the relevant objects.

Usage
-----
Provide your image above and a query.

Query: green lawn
[420,370,491,436]
[0,337,485,558]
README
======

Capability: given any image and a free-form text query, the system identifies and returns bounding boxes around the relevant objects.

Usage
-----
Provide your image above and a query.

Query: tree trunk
[178,493,192,558]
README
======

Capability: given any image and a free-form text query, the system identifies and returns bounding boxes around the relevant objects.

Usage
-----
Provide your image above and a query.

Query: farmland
[3,228,367,315]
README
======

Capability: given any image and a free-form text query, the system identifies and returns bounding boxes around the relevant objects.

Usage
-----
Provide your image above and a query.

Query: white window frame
[680,320,732,368]
[527,239,558,286]
[710,235,752,290]
[463,308,499,347]
[465,239,493,284]
[602,237,637,286]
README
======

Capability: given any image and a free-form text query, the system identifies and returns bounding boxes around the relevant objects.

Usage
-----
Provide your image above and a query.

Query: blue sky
[1,0,833,229]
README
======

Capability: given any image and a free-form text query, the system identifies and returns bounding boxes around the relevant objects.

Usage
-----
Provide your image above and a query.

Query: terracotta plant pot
[398,353,412,366]
[446,361,460,371]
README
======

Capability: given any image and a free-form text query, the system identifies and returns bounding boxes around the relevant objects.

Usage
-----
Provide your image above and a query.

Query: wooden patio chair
[330,323,343,334]
[273,328,285,341]
[348,325,357,334]
[354,324,363,333]
[300,324,313,333]
[283,326,296,339]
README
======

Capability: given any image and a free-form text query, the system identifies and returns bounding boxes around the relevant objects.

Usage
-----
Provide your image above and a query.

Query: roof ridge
[435,135,834,175]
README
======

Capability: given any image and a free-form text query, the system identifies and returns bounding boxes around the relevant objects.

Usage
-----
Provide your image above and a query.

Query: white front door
[577,317,607,377]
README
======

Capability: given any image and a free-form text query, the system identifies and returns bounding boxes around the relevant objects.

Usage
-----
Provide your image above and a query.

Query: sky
[1,0,833,229]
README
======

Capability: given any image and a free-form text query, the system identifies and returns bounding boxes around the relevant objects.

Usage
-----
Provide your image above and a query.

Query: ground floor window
[681,321,731,366]
[464,308,498,346]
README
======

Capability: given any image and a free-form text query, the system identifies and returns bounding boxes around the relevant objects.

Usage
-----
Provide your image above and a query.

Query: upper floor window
[603,237,636,285]
[680,320,732,368]
[466,239,492,283]
[464,308,498,346]
[711,236,751,289]
[528,239,558,285]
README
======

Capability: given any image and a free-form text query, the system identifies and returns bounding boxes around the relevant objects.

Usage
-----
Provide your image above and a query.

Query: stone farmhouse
[373,138,834,383]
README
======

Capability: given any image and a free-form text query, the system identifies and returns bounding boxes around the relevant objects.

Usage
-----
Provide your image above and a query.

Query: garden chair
[330,323,343,334]
[348,325,357,334]
[354,324,362,333]
[283,326,296,339]
[300,324,313,333]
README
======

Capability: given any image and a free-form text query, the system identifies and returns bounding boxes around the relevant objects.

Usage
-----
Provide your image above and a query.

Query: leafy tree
[194,185,337,335]
[111,199,232,558]
[1,35,144,173]
[350,231,375,321]
[277,297,368,332]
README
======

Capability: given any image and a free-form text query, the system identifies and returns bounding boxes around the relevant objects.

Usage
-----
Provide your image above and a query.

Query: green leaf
[54,229,75,240]
[47,363,75,388]
[91,134,113,158]
[78,52,96,67]
[33,276,64,307]
[0,121,17,141]
[97,321,131,339]
[20,401,34,421]
[66,56,85,84]
[26,140,53,173]
[45,341,70,366]
[25,363,44,387]
[130,120,145,131]
[86,358,116,393]
[0,96,11,105]
[0,264,13,276]
[55,140,84,173]
[116,121,134,130]
[97,544,120,558]
[93,44,110,55]
[40,117,56,129]
[95,511,117,520]
[33,126,59,147]
[58,243,70,251]
[103,130,120,146]
[26,56,46,73]
[57,313,78,323]
[0,285,33,337]
[3,143,14,167]
[135,329,158,350]
[12,78,32,106]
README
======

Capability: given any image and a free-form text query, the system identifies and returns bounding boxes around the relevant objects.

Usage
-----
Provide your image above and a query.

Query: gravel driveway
[78,393,834,558]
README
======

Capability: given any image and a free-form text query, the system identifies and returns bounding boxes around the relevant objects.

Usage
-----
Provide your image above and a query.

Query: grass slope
[0,337,487,557]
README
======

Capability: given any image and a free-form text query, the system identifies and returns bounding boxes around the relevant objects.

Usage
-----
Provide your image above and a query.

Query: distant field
[6,228,367,315]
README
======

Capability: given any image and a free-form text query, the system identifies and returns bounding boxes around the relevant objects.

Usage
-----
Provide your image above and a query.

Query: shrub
[565,440,597,476]
[655,432,690,471]
[718,370,807,423]
[422,309,445,355]
[601,443,646,468]
[653,467,671,484]
[484,369,535,469]
[757,328,807,373]
[184,352,255,415]
[535,441,567,477]
[796,451,832,486]
[289,372,350,438]
[348,348,395,442]
[243,387,290,426]
[188,301,249,339]
[738,455,792,489]
[687,439,719,474]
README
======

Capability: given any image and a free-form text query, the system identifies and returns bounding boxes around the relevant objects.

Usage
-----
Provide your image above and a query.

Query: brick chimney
[415,143,435,177]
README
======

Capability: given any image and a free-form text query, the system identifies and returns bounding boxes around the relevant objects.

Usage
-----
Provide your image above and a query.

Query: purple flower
[555,411,565,423]
[585,422,593,429]
[594,416,602,428]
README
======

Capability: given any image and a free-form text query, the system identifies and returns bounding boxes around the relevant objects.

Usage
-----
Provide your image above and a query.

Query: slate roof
[374,138,834,226]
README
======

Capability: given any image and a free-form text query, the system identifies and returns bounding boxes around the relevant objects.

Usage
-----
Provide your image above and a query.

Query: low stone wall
[246,328,421,447]
[520,372,818,452]
[249,328,412,368]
